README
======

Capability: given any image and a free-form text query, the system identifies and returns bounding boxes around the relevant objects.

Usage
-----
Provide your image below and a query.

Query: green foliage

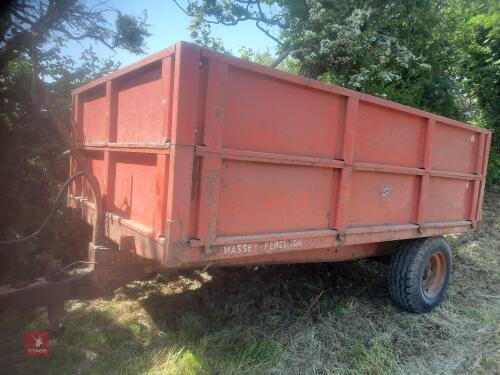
[239,46,300,74]
[114,12,152,54]
[0,1,149,281]
[189,13,228,53]
[0,0,150,70]
[458,0,500,184]
[239,47,275,66]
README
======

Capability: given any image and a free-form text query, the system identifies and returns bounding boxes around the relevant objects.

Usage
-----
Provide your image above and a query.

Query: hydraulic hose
[0,171,84,246]
[50,113,105,246]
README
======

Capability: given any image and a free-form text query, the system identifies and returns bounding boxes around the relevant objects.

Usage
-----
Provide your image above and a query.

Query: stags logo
[24,331,51,357]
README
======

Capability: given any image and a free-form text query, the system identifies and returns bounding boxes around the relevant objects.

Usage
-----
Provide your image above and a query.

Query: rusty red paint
[69,41,491,268]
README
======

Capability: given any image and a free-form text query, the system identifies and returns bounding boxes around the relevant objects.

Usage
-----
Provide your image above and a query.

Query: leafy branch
[0,0,150,71]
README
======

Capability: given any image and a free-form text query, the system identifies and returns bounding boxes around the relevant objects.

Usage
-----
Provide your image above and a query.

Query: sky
[63,0,278,67]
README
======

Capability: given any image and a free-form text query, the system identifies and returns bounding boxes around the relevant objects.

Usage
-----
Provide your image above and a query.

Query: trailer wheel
[389,236,452,313]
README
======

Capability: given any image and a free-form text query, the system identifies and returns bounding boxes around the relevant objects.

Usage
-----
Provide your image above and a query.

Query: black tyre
[389,236,452,313]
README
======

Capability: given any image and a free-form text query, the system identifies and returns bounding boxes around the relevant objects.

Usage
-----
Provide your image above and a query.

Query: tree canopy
[0,0,149,70]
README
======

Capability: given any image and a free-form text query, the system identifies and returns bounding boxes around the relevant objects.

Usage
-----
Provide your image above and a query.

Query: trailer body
[69,42,491,269]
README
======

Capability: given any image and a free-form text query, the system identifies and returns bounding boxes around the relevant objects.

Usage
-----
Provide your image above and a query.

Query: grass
[0,187,498,374]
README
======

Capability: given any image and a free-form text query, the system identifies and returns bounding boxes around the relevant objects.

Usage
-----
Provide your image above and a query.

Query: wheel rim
[421,251,446,300]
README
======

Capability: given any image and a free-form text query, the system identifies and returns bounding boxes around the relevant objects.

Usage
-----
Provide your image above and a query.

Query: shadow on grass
[0,259,393,374]
[130,260,391,372]
[0,305,148,375]
[5,260,392,374]
[139,260,390,331]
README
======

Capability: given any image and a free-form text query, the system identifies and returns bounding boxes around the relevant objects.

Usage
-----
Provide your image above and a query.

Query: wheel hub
[422,251,446,300]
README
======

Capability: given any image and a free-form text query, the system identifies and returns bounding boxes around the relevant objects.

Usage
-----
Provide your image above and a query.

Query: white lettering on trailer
[222,239,303,256]
[223,243,258,256]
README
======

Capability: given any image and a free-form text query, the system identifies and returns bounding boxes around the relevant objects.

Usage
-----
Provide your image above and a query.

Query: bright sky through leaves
[62,0,277,67]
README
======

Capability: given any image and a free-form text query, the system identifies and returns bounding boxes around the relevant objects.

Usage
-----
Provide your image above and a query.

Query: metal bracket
[119,236,135,252]
[204,245,215,255]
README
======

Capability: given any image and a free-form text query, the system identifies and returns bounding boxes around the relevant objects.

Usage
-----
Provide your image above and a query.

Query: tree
[0,0,150,70]
[459,0,500,183]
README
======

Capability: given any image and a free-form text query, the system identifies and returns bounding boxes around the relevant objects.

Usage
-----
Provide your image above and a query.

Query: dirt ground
[0,186,498,375]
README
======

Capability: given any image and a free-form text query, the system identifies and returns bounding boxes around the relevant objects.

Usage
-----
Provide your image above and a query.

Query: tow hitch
[0,243,153,335]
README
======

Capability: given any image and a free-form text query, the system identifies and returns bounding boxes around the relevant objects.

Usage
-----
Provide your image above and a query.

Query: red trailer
[66,41,491,313]
[1,42,490,328]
